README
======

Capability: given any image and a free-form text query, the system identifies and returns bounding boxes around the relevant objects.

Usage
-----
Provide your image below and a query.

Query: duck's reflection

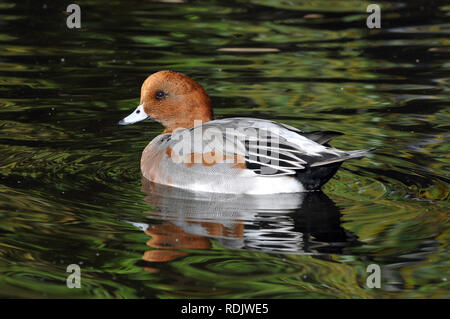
[130,178,360,264]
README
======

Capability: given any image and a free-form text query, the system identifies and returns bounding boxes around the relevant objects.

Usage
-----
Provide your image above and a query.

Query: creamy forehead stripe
[119,104,148,125]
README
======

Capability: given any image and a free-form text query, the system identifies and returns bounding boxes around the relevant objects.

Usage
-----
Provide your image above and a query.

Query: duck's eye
[155,90,166,100]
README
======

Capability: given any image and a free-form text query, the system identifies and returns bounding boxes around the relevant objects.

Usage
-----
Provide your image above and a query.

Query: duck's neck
[162,112,214,134]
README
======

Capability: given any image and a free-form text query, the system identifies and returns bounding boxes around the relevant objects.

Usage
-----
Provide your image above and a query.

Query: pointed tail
[310,148,375,167]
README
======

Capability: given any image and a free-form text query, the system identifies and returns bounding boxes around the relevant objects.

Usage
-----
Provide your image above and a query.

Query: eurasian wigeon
[119,71,371,194]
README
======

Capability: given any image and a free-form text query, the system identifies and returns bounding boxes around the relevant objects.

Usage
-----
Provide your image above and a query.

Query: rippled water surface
[0,0,448,298]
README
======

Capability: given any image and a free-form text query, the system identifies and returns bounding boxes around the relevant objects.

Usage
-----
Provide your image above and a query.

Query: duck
[119,70,371,194]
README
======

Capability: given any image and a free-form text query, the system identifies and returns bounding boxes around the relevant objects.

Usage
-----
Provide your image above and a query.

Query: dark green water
[0,0,448,298]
